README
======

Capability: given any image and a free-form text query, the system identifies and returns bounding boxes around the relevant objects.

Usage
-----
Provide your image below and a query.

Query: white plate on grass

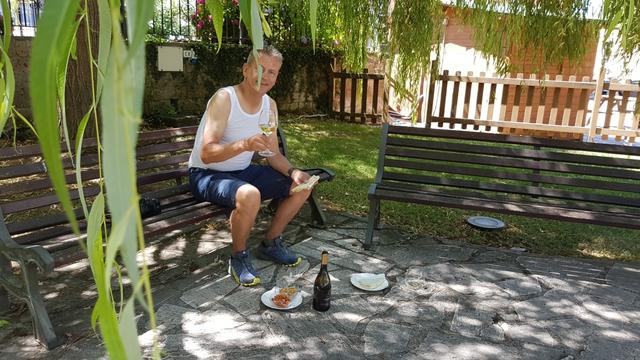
[467,216,505,230]
[261,288,303,310]
[350,273,389,291]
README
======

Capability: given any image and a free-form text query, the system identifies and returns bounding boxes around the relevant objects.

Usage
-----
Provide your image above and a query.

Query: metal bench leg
[21,261,64,349]
[0,256,10,315]
[364,198,380,249]
[307,191,327,228]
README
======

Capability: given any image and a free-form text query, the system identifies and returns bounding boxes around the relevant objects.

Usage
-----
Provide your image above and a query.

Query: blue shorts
[188,165,292,209]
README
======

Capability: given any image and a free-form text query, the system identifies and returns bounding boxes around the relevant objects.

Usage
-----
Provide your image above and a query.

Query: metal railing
[1,0,43,37]
[149,0,247,43]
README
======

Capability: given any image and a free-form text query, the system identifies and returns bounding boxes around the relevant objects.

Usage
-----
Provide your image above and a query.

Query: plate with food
[261,287,303,310]
[350,273,389,291]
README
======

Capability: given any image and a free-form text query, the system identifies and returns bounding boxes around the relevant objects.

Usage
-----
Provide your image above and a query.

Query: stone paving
[1,210,640,359]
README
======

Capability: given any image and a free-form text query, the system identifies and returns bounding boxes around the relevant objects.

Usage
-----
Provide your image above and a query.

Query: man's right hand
[244,134,270,152]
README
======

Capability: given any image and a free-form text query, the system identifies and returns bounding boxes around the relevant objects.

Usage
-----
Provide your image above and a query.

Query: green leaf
[74,107,94,219]
[119,297,142,359]
[0,46,14,132]
[86,193,128,359]
[1,0,10,51]
[309,0,318,49]
[249,0,264,50]
[100,1,153,293]
[103,204,134,298]
[239,0,253,38]
[259,9,272,37]
[206,0,225,53]
[29,0,82,234]
[95,0,112,100]
[604,8,623,41]
[86,192,106,330]
[125,0,155,57]
[57,19,84,170]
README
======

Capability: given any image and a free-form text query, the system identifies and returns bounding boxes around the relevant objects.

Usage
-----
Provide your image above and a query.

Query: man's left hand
[290,168,310,186]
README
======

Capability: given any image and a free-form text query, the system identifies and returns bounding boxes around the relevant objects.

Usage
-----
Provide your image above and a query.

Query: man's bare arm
[265,100,310,184]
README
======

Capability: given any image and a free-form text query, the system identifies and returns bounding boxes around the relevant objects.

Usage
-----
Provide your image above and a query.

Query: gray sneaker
[229,250,261,286]
[256,237,301,267]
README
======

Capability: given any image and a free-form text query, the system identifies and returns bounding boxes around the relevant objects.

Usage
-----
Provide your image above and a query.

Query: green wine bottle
[312,251,331,311]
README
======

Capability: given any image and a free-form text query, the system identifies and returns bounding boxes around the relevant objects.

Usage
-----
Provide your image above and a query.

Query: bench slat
[383,158,640,193]
[385,147,640,181]
[381,172,640,208]
[386,136,640,169]
[377,182,640,216]
[387,125,640,156]
[373,187,640,229]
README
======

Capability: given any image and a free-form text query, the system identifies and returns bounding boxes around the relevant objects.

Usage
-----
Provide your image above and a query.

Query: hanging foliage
[387,0,443,98]
[454,0,598,74]
[602,0,640,65]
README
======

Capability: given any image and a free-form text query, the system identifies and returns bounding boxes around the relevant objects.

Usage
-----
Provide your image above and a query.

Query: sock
[262,235,281,248]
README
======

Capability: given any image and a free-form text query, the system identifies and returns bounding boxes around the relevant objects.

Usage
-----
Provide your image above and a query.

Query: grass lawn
[281,116,640,261]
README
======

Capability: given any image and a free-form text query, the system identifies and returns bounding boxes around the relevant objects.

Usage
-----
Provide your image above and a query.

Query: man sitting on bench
[188,46,313,286]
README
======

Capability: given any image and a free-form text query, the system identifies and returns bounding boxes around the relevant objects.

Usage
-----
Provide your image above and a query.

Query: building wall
[434,8,599,137]
[144,44,333,121]
[6,40,333,128]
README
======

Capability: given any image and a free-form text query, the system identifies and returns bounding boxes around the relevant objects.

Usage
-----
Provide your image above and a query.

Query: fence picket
[631,97,640,143]
[575,76,591,128]
[487,82,497,132]
[438,70,450,128]
[462,71,473,121]
[603,80,615,140]
[339,76,346,121]
[510,74,524,134]
[562,76,576,128]
[498,74,511,133]
[616,85,630,141]
[361,69,369,124]
[372,78,380,124]
[450,71,462,129]
[350,76,357,122]
[474,72,486,130]
[523,74,536,125]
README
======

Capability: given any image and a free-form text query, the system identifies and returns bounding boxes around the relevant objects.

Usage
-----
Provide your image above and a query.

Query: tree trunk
[65,0,100,140]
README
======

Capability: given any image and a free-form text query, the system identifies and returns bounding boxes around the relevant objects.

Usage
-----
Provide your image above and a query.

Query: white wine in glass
[258,108,277,157]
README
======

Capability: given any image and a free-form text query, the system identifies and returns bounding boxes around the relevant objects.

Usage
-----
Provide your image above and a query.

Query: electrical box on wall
[157,46,184,72]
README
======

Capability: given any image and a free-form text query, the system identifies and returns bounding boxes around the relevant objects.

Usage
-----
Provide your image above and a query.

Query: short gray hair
[246,45,283,64]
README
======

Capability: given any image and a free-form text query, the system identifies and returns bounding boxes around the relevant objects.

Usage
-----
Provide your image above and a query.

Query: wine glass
[258,108,278,157]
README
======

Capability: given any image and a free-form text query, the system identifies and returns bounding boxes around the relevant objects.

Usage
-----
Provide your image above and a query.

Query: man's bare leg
[230,184,262,253]
[265,187,312,241]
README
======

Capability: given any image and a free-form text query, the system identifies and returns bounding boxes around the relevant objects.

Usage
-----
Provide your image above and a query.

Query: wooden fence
[331,69,385,124]
[423,71,640,143]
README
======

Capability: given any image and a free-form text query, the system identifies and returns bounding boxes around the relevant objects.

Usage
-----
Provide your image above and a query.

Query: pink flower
[196,0,205,4]
[196,20,204,29]
[232,0,239,6]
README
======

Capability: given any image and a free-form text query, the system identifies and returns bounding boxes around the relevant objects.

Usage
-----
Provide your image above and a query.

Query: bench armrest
[301,167,335,183]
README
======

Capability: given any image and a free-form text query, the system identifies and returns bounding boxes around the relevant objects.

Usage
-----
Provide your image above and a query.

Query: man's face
[243,54,281,94]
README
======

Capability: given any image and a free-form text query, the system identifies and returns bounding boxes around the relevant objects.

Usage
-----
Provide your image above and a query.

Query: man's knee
[235,184,261,212]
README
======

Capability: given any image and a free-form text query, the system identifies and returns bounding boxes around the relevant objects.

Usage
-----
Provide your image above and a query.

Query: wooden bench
[0,125,334,349]
[364,124,640,248]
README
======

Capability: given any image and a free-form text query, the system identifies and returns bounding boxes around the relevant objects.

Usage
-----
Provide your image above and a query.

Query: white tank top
[188,86,270,171]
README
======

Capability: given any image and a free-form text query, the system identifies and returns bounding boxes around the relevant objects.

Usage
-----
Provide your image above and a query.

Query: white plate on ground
[350,273,389,291]
[466,216,505,230]
[261,288,303,310]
